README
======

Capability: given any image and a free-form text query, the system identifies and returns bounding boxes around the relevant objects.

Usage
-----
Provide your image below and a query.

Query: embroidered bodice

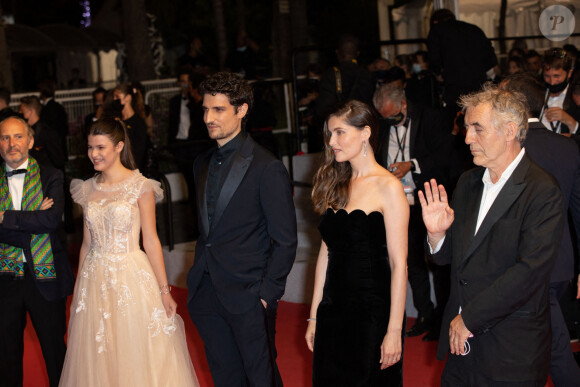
[71,171,163,257]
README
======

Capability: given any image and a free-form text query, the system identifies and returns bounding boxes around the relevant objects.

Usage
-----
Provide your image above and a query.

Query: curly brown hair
[311,100,379,214]
[199,72,253,124]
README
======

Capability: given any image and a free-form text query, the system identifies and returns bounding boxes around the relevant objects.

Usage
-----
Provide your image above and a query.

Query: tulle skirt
[59,249,199,387]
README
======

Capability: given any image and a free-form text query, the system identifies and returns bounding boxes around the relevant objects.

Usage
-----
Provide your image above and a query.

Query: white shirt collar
[6,159,29,173]
[482,148,526,187]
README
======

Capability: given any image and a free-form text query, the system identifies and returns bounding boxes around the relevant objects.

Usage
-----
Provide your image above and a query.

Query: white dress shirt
[387,119,420,191]
[176,98,191,140]
[6,159,29,262]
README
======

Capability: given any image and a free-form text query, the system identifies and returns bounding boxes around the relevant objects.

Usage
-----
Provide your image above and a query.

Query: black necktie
[5,169,27,177]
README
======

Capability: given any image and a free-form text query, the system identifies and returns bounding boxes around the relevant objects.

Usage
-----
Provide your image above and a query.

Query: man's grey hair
[373,83,406,111]
[459,82,529,145]
[0,116,35,138]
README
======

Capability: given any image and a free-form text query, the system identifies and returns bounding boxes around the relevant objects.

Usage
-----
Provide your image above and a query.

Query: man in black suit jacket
[540,47,580,137]
[420,86,564,385]
[20,96,66,171]
[373,83,450,341]
[502,73,580,385]
[428,9,497,114]
[168,69,210,207]
[311,34,375,152]
[186,72,297,387]
[0,116,75,387]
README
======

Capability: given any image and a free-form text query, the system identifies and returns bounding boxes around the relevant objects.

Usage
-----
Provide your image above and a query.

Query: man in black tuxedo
[168,68,210,207]
[0,116,75,387]
[186,72,297,387]
[540,47,580,136]
[502,73,580,385]
[373,83,450,341]
[420,85,564,385]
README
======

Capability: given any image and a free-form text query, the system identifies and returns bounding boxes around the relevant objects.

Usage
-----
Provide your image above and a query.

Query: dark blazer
[428,19,497,108]
[40,99,68,139]
[31,121,67,170]
[314,60,375,125]
[186,134,297,314]
[375,104,448,189]
[0,164,74,301]
[431,154,564,381]
[562,87,580,135]
[524,121,580,281]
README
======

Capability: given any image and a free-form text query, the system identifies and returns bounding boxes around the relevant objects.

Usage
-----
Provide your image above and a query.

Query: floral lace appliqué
[148,308,177,338]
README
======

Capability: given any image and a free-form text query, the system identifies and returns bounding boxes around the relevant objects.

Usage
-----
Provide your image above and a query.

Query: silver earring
[363,141,367,157]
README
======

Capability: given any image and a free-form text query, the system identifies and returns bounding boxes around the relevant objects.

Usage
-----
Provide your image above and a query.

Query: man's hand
[39,197,54,210]
[418,179,454,247]
[449,314,472,355]
[388,161,412,180]
[261,299,267,309]
[545,107,577,130]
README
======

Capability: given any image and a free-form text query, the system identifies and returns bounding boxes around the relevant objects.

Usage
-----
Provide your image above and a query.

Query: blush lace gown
[313,209,404,387]
[59,171,199,387]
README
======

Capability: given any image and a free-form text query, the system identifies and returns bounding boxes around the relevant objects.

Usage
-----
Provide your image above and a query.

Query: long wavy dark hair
[311,100,379,214]
[88,118,137,170]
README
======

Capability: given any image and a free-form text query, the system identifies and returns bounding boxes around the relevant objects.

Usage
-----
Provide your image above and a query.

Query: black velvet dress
[313,209,404,387]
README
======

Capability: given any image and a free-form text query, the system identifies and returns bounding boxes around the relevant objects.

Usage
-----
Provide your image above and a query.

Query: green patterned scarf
[0,157,56,280]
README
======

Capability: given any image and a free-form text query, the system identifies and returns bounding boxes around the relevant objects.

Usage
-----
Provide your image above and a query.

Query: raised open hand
[418,179,454,246]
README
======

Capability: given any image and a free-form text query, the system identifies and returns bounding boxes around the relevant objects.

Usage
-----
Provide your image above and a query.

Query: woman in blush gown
[305,100,408,386]
[59,118,199,387]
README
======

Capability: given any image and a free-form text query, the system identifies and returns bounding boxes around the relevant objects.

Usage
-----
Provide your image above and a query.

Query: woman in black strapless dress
[306,100,409,386]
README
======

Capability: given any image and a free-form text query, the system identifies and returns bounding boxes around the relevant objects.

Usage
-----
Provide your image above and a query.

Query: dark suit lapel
[459,170,484,261]
[408,109,420,156]
[461,156,529,263]
[209,136,255,233]
[197,154,211,238]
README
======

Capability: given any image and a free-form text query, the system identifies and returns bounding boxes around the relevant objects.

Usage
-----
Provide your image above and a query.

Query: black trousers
[0,270,67,387]
[442,352,546,387]
[188,273,282,387]
[549,281,580,386]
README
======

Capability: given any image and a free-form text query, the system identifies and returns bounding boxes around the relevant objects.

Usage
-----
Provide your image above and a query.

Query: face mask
[412,63,422,74]
[237,46,247,52]
[308,78,319,87]
[373,70,388,81]
[111,99,124,114]
[546,79,568,94]
[384,111,405,127]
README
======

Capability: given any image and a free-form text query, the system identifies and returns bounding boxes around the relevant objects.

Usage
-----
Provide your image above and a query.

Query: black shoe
[422,327,440,341]
[406,317,432,337]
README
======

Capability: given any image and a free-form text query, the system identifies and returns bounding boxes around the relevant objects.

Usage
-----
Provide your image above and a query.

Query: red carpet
[22,286,559,386]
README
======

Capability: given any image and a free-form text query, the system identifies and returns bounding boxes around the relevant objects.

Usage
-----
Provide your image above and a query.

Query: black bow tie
[5,169,27,177]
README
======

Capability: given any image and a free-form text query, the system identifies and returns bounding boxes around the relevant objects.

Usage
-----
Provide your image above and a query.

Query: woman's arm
[380,179,409,369]
[138,190,177,318]
[305,240,329,352]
